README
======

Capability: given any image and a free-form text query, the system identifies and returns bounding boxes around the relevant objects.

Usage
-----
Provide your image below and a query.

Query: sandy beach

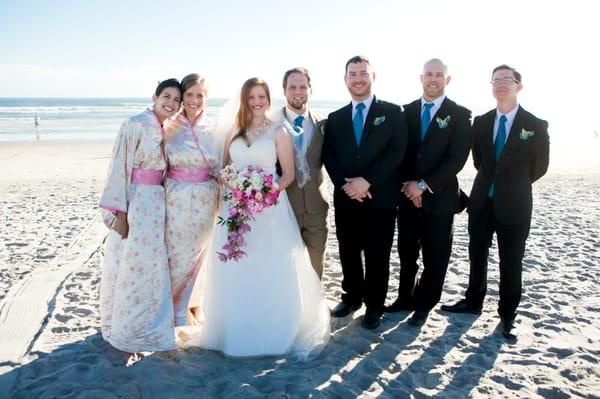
[0,140,598,398]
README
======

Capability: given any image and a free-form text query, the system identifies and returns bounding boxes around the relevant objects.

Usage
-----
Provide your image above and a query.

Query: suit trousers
[466,199,530,319]
[397,205,454,311]
[335,207,397,312]
[295,211,328,279]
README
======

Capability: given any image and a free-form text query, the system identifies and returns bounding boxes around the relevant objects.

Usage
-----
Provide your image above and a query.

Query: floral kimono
[99,109,175,352]
[164,113,219,326]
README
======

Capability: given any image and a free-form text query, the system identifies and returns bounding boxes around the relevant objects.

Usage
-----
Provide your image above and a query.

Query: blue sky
[2,0,599,166]
[0,0,598,117]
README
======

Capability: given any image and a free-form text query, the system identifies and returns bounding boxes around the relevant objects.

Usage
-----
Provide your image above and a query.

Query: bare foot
[188,306,201,325]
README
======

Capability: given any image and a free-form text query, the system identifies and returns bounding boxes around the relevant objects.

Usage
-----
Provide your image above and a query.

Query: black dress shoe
[500,317,516,340]
[330,301,362,318]
[361,309,382,330]
[384,299,414,313]
[440,299,482,315]
[408,310,429,326]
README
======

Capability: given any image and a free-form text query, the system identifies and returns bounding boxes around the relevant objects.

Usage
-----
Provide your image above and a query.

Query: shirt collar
[352,95,374,111]
[495,103,519,123]
[421,95,446,108]
[285,106,309,121]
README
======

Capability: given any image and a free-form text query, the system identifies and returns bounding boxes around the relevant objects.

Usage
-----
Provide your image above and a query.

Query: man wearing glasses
[441,65,550,340]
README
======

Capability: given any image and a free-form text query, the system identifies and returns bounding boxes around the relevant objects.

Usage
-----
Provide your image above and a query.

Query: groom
[274,67,329,278]
[323,55,408,329]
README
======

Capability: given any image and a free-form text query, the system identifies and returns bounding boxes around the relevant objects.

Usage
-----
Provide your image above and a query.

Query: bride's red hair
[230,78,271,145]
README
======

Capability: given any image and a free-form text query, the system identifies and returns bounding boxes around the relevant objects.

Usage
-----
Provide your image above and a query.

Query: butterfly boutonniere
[519,128,535,141]
[435,115,451,129]
[373,116,386,126]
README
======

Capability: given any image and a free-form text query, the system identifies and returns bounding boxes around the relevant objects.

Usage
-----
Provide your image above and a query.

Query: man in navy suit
[385,58,472,326]
[323,55,408,329]
[441,65,550,339]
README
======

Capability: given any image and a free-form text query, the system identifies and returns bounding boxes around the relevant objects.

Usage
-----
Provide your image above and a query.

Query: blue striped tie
[489,114,508,197]
[353,103,365,144]
[421,102,434,138]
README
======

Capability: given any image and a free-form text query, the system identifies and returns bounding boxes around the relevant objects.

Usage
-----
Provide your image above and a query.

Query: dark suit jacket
[323,96,408,209]
[468,106,550,225]
[401,97,472,215]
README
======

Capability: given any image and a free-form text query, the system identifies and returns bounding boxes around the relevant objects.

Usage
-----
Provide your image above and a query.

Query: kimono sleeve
[98,119,140,228]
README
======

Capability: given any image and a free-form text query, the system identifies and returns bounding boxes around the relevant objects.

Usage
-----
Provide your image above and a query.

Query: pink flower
[216,165,279,262]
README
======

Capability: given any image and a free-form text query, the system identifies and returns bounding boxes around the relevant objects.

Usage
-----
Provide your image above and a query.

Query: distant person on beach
[323,55,408,330]
[273,67,329,279]
[164,73,220,327]
[441,65,550,340]
[34,114,40,140]
[385,58,472,327]
[98,79,182,353]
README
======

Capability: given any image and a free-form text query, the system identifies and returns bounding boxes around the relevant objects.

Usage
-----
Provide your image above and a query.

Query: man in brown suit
[276,67,329,278]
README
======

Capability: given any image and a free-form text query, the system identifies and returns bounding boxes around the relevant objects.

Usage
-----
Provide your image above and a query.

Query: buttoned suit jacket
[323,97,408,210]
[468,106,550,225]
[400,97,472,215]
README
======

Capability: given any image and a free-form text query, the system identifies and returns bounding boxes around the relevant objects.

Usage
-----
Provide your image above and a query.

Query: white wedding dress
[180,123,330,360]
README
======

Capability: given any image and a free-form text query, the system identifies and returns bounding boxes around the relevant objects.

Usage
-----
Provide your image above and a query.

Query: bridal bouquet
[217,165,280,262]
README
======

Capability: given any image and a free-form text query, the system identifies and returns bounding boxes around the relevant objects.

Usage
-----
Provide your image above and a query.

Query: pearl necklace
[245,120,271,138]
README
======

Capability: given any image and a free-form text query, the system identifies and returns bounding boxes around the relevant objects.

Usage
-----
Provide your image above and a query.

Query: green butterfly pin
[519,128,535,140]
[373,116,386,126]
[436,115,451,128]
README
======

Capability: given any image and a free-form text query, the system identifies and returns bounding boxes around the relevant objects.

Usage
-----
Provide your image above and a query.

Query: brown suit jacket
[279,107,329,215]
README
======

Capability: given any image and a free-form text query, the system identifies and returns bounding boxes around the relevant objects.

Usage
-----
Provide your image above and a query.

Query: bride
[180,77,330,360]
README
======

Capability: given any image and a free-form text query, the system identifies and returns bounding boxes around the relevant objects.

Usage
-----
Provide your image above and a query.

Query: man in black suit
[441,65,550,340]
[323,55,408,329]
[385,58,472,326]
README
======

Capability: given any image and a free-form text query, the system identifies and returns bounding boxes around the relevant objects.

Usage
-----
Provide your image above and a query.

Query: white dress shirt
[494,104,519,144]
[351,95,374,128]
[420,95,446,122]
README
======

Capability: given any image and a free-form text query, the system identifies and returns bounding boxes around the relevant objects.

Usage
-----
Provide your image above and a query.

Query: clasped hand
[343,177,372,202]
[401,180,423,208]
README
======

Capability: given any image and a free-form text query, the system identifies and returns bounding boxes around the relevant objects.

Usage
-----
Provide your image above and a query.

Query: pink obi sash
[168,167,212,183]
[131,168,163,185]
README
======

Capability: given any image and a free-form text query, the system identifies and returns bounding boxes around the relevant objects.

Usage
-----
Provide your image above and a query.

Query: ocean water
[0,98,345,142]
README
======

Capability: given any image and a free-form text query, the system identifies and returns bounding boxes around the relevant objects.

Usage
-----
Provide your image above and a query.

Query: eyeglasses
[491,77,519,86]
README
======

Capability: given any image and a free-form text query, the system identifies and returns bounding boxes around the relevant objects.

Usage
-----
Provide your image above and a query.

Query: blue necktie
[421,102,434,139]
[489,114,508,197]
[293,115,304,147]
[353,103,365,145]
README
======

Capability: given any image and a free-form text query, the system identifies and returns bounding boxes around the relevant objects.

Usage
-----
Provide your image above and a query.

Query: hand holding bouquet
[217,165,280,262]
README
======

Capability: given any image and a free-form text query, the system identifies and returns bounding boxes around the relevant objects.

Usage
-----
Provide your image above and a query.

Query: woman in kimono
[165,73,220,326]
[98,79,182,353]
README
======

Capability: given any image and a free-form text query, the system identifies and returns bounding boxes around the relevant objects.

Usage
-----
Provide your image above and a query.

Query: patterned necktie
[293,115,304,147]
[353,103,365,145]
[421,102,434,139]
[489,114,508,197]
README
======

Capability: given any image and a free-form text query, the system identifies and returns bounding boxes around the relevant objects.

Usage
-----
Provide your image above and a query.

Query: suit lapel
[480,111,496,163]
[421,98,451,144]
[498,106,524,165]
[359,96,378,145]
[339,103,356,147]
[306,110,322,158]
